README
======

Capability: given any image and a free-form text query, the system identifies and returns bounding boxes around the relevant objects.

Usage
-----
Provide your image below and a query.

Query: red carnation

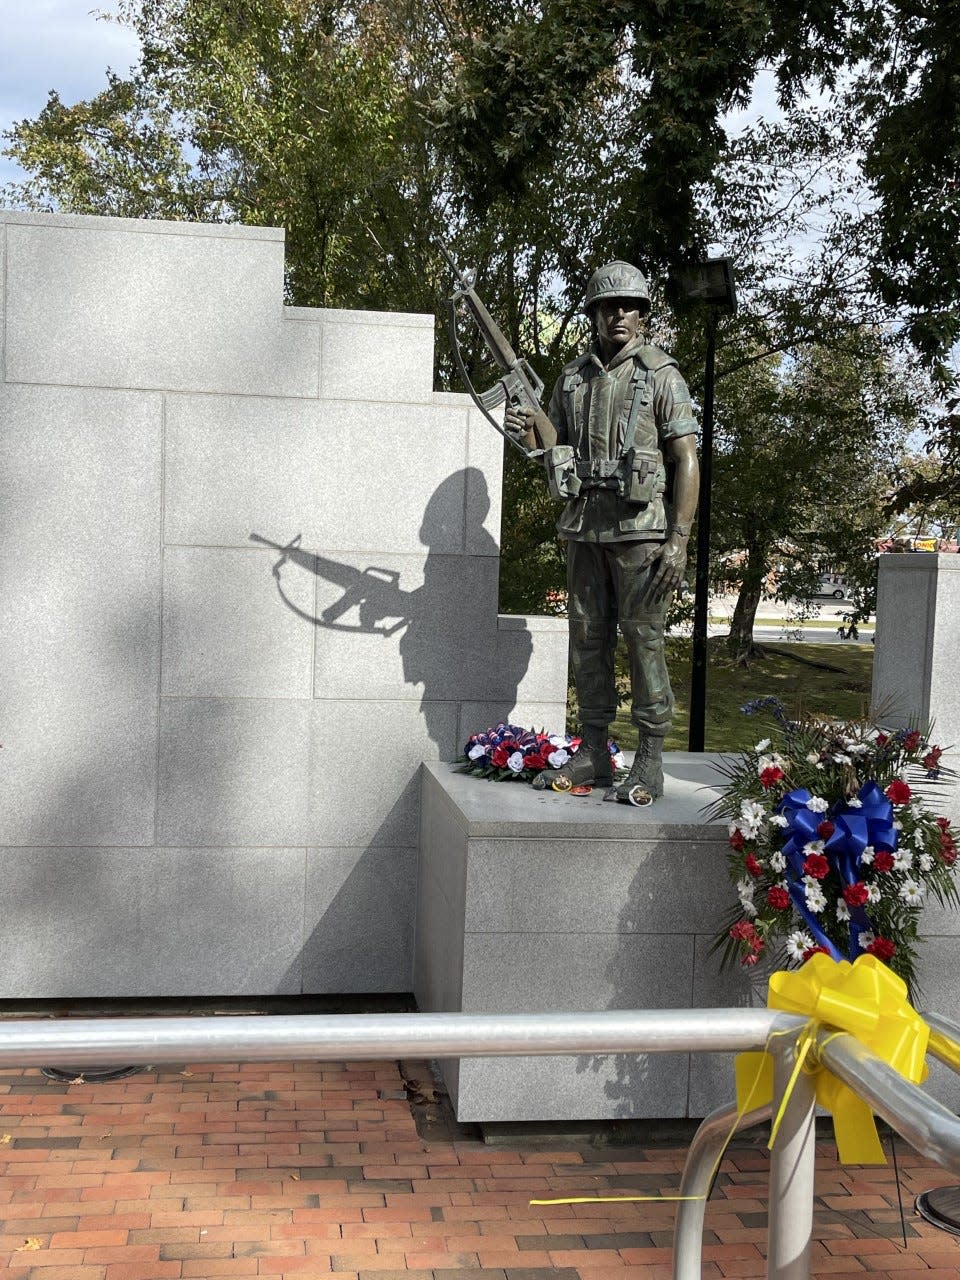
[942,841,958,867]
[729,829,746,852]
[876,733,889,746]
[767,886,790,910]
[936,817,952,831]
[843,881,870,907]
[802,853,830,879]
[745,853,763,878]
[872,850,895,872]
[742,951,761,966]
[525,751,548,772]
[730,921,758,942]
[885,780,911,805]
[866,937,896,962]
[490,745,510,768]
[759,765,785,789]
[802,945,831,961]
[817,820,835,840]
[903,730,922,751]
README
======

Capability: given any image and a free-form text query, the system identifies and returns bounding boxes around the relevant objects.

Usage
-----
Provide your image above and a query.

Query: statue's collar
[590,338,643,372]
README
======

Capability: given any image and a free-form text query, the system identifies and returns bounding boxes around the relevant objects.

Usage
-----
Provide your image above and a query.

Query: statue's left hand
[646,536,688,604]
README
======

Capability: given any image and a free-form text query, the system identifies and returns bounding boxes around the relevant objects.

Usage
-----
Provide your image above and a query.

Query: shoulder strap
[633,344,678,372]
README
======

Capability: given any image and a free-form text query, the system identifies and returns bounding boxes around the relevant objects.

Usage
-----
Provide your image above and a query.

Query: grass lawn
[601,636,875,754]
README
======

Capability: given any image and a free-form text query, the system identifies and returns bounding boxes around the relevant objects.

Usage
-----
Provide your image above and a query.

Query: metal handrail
[1,1007,960,1280]
[0,1007,804,1067]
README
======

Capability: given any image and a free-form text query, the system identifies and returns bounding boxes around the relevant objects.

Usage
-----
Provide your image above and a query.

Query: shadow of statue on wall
[251,467,532,757]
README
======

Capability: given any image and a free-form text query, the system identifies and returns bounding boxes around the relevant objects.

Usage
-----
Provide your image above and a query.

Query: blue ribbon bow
[776,782,897,961]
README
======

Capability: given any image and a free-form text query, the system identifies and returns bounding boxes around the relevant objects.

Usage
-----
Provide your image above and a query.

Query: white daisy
[892,848,914,872]
[899,879,924,905]
[860,846,875,865]
[858,930,877,951]
[807,796,830,813]
[769,850,787,872]
[836,900,851,921]
[919,852,934,872]
[786,930,815,960]
[769,814,789,829]
[867,884,882,904]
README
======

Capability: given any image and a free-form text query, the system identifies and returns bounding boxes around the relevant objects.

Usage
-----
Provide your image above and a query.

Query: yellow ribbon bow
[735,952,929,1164]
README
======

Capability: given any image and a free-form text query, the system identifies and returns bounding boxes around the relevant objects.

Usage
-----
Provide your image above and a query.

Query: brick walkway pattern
[2,1059,960,1279]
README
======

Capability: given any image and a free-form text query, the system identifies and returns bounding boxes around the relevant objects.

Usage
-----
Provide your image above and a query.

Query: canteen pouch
[622,447,664,504]
[544,445,582,500]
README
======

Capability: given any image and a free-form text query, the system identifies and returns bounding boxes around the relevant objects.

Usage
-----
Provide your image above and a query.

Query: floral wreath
[460,722,624,783]
[711,698,958,995]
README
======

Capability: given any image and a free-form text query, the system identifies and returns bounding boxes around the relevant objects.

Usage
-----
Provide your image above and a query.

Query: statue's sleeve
[654,366,698,443]
[547,377,567,445]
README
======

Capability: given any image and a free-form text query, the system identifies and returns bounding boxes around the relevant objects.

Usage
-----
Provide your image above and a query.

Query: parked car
[813,573,850,600]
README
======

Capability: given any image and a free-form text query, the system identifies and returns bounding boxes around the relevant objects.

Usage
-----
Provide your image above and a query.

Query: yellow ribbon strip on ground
[736,952,929,1165]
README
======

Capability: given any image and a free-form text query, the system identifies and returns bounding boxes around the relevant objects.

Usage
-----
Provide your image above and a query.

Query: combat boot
[610,733,664,806]
[534,724,613,792]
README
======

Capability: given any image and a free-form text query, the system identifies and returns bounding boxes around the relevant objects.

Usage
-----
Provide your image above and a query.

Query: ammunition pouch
[544,445,582,500]
[622,447,664,504]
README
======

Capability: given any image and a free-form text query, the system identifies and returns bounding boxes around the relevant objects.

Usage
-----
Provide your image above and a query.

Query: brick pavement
[1,1058,959,1279]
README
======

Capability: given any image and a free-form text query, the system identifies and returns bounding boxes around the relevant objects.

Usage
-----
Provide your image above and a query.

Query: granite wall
[0,209,568,998]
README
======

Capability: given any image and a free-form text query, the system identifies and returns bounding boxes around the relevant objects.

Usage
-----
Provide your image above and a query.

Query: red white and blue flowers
[461,722,624,782]
[712,701,958,993]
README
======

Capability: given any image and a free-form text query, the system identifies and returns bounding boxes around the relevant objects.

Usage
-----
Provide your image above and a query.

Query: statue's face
[595,297,642,352]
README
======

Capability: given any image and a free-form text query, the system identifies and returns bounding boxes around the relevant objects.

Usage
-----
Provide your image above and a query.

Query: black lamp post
[671,258,737,753]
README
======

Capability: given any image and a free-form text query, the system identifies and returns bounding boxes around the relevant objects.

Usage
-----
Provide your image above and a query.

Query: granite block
[872,556,938,730]
[420,757,727,839]
[464,401,505,557]
[4,216,318,396]
[319,311,434,402]
[464,836,730,934]
[307,701,458,846]
[686,934,770,1118]
[164,394,473,554]
[454,1050,691,1123]
[310,554,516,703]
[414,767,469,1017]
[161,546,315,698]
[0,846,304,997]
[461,932,695,1013]
[302,846,416,992]
[0,385,162,846]
[158,698,311,846]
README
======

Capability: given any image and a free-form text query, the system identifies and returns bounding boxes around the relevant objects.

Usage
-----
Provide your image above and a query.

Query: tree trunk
[727,549,767,665]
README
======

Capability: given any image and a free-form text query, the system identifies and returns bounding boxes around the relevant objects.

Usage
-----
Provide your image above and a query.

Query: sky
[0,0,140,189]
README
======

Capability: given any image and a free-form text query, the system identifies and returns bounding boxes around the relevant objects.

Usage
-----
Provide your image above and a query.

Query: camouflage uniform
[546,338,697,742]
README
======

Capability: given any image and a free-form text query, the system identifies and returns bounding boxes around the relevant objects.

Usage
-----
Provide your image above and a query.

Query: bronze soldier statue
[505,261,700,805]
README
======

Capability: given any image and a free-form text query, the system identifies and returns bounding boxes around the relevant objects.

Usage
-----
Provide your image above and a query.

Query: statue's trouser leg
[567,540,619,729]
[616,545,674,738]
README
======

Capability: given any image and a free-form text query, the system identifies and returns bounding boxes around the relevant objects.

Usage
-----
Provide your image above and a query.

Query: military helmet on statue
[582,260,651,316]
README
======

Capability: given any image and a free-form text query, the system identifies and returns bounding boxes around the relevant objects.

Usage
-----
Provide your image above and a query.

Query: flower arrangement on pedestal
[711,697,958,994]
[460,722,624,783]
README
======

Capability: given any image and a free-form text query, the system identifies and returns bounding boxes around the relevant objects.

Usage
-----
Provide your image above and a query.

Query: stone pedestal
[414,756,761,1122]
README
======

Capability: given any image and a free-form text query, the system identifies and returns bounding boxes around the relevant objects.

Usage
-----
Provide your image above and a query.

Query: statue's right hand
[504,404,555,450]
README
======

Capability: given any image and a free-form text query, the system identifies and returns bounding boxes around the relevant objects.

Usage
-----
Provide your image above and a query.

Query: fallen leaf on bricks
[0,1134,10,1145]
[16,1239,42,1251]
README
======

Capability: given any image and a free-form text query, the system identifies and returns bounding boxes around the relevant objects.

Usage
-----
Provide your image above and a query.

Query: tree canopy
[2,0,956,649]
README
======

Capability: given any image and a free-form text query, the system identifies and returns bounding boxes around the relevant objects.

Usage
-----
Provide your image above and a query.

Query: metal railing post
[673,1101,771,1280]
[766,1041,816,1280]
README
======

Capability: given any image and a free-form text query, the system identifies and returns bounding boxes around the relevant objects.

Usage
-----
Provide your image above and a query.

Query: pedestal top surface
[425,752,728,838]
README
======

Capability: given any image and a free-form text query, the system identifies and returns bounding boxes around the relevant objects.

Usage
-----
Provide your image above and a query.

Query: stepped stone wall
[0,209,567,997]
